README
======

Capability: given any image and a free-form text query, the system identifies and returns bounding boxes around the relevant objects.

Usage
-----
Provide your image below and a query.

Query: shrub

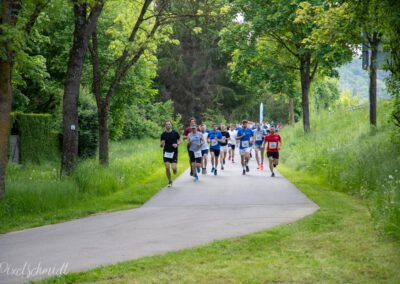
[11,112,59,163]
[78,88,99,158]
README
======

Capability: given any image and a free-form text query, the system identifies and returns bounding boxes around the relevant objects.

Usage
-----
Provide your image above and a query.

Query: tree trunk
[300,54,311,133]
[0,0,17,198]
[289,97,295,126]
[98,105,109,166]
[61,2,103,175]
[369,32,381,127]
[0,50,13,198]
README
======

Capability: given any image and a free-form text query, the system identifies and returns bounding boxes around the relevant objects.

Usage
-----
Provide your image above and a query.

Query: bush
[11,112,59,163]
[110,100,182,141]
[78,88,98,158]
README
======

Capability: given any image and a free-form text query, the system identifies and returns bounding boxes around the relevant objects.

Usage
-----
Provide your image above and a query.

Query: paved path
[0,153,318,283]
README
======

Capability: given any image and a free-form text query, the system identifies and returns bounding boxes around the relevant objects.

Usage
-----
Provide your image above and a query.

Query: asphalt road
[0,152,319,283]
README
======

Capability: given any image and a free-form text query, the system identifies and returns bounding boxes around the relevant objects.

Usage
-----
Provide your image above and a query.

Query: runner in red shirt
[262,126,282,177]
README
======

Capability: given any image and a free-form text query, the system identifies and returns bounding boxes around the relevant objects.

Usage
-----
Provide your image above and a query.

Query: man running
[200,123,209,174]
[188,125,205,182]
[219,124,230,170]
[182,117,198,176]
[262,125,282,177]
[208,123,224,176]
[236,120,254,175]
[160,120,182,187]
[228,124,237,163]
[253,123,267,170]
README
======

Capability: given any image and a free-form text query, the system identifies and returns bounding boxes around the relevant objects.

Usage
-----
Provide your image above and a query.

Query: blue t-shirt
[208,130,222,150]
[237,128,253,149]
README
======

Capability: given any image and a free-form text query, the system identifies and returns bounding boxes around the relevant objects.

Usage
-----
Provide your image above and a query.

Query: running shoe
[168,181,173,187]
[221,165,224,170]
[214,169,218,176]
[271,173,275,177]
[194,175,199,181]
[246,165,250,172]
[257,164,260,169]
[242,169,246,175]
[211,167,215,173]
[260,164,264,170]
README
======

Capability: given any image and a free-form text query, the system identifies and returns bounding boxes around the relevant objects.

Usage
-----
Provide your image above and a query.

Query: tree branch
[269,31,299,58]
[89,28,102,110]
[24,0,51,34]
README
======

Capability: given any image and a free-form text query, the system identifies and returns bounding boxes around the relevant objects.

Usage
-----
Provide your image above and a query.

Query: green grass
[281,101,400,239]
[37,165,400,283]
[0,139,188,233]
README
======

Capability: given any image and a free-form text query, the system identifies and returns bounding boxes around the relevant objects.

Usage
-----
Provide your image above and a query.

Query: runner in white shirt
[200,124,209,174]
[228,124,237,163]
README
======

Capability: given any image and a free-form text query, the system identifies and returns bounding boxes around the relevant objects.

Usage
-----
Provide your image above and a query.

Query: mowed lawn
[38,165,400,283]
[0,139,188,233]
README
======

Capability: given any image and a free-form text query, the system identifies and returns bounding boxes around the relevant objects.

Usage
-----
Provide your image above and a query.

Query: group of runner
[160,118,282,187]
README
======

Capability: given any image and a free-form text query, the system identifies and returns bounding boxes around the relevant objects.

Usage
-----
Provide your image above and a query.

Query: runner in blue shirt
[253,123,267,171]
[208,123,224,176]
[236,120,254,175]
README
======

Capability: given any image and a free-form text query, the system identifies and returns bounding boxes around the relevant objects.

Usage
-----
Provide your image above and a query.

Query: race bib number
[269,142,277,149]
[211,140,218,146]
[164,152,174,159]
[194,151,202,158]
[241,141,249,148]
[256,134,262,141]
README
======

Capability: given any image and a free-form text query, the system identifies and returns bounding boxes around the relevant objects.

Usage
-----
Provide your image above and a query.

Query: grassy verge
[281,101,400,239]
[0,139,188,233]
[38,165,400,283]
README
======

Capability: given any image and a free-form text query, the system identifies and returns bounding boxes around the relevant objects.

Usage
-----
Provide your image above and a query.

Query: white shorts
[220,145,228,152]
[239,147,251,155]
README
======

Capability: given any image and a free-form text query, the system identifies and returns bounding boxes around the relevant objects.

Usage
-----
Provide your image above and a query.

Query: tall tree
[224,0,354,132]
[89,0,167,165]
[61,0,103,174]
[0,0,48,197]
[156,0,243,123]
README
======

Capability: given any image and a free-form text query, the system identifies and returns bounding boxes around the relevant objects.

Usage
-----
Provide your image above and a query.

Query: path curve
[0,153,318,283]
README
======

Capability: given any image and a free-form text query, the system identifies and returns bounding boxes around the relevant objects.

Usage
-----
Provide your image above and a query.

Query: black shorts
[210,149,220,157]
[189,151,202,163]
[228,144,235,150]
[163,151,178,163]
[201,149,209,156]
[267,151,279,159]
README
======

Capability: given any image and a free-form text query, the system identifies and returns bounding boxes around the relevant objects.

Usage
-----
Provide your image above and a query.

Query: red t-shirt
[264,133,281,152]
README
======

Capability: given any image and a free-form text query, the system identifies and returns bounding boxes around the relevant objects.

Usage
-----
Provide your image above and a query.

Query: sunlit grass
[281,101,400,239]
[0,139,188,233]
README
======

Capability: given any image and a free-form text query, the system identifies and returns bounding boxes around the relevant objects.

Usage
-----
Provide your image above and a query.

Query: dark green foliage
[78,90,98,158]
[157,0,245,123]
[110,100,182,141]
[12,113,59,164]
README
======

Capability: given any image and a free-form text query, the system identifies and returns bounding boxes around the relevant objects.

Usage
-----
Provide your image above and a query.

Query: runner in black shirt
[160,121,182,187]
[219,124,230,170]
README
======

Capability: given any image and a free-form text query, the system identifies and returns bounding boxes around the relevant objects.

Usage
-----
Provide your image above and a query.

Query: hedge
[11,113,59,164]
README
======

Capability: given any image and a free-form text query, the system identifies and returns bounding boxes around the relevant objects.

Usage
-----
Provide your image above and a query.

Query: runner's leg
[165,162,171,182]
